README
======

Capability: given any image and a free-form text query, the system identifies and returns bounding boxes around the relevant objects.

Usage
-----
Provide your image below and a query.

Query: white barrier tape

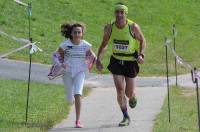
[0,30,30,43]
[196,73,200,80]
[14,0,28,7]
[0,42,42,58]
[30,42,43,54]
[172,29,177,38]
[0,43,31,58]
[172,49,193,70]
[0,30,8,36]
[166,38,172,44]
[164,38,172,46]
[174,31,177,38]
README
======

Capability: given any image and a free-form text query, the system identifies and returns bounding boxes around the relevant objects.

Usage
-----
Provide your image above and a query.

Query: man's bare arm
[132,23,146,57]
[96,24,112,71]
[97,24,112,60]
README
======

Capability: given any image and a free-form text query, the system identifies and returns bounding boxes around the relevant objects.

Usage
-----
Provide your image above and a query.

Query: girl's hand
[61,63,67,69]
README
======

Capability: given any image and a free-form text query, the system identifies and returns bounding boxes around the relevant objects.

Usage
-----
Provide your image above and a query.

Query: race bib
[113,39,129,51]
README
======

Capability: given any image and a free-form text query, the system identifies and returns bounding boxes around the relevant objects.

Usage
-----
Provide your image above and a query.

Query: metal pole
[28,3,32,40]
[25,2,32,123]
[196,79,200,132]
[173,24,178,86]
[25,52,32,123]
[194,68,200,132]
[165,37,171,123]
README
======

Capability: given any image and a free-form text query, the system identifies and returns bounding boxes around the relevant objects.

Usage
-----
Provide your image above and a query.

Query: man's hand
[137,55,144,64]
[96,59,103,71]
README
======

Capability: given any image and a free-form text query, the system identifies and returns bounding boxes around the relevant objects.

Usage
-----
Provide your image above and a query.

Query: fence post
[173,24,178,86]
[194,67,200,132]
[165,37,171,123]
[25,2,32,124]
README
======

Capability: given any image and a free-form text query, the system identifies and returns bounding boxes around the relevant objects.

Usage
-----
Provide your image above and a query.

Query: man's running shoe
[129,96,137,108]
[118,117,130,127]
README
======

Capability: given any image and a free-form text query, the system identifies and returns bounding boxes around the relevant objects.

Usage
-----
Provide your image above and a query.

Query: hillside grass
[153,86,198,132]
[0,0,200,76]
[0,77,90,131]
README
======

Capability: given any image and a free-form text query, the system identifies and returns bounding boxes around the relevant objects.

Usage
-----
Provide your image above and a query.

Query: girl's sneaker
[75,120,83,128]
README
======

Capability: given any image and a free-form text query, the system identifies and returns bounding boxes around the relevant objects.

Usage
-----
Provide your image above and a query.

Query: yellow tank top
[110,19,139,61]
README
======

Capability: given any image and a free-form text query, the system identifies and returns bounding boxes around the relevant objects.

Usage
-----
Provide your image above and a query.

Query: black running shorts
[107,56,139,78]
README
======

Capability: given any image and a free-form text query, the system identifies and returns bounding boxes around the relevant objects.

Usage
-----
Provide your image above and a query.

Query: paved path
[0,59,197,132]
[50,86,166,132]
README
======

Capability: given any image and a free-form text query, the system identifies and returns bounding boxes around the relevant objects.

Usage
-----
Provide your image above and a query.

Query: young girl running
[54,22,96,128]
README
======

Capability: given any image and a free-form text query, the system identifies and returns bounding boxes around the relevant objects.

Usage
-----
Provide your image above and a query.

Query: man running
[96,2,146,127]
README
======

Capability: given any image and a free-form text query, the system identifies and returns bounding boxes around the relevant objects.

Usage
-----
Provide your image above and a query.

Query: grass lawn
[0,0,200,76]
[0,78,90,132]
[153,86,198,132]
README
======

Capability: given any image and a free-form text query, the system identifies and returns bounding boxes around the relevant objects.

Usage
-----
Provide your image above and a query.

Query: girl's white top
[60,39,91,77]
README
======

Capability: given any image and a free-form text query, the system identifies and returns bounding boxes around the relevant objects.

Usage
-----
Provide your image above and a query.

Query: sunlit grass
[0,0,199,76]
[153,86,198,132]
